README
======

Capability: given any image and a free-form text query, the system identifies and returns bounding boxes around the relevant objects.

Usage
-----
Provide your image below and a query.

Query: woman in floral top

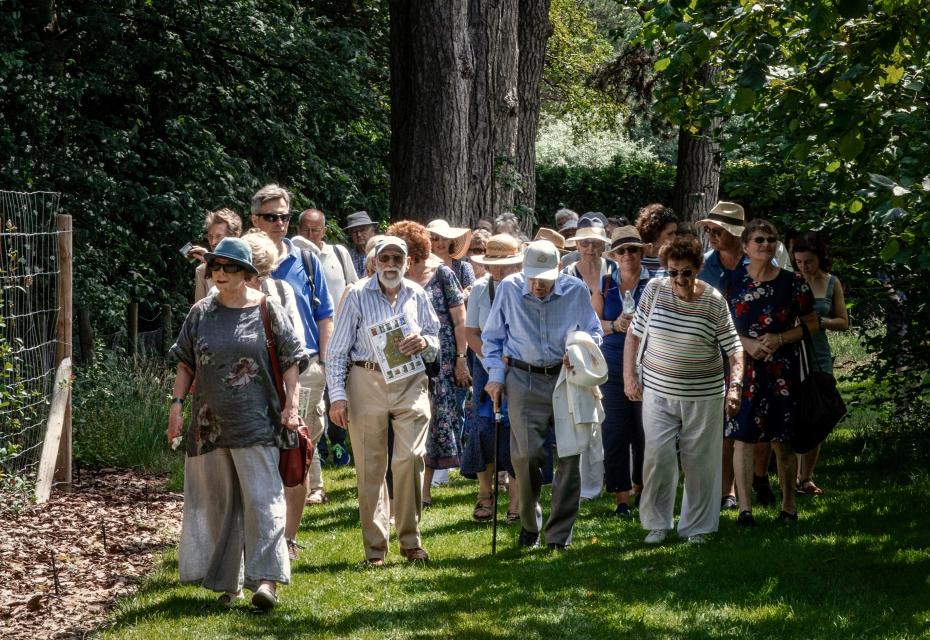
[167,238,308,611]
[723,220,818,527]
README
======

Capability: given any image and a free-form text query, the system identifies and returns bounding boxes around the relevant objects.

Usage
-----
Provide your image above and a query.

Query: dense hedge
[535,157,830,226]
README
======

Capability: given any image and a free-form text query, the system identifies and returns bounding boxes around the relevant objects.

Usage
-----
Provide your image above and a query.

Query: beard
[376,264,407,288]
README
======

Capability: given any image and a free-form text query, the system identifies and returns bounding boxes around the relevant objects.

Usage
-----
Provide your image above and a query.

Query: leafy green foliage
[627,0,930,395]
[0,1,390,333]
[72,347,182,482]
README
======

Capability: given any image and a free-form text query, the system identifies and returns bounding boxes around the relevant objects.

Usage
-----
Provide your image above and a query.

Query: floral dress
[424,264,466,468]
[169,294,309,457]
[724,266,814,443]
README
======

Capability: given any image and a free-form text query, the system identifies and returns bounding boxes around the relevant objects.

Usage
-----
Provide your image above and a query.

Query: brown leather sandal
[473,495,493,521]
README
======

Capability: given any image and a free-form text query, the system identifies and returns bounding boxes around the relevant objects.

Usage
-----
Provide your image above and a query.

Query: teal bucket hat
[204,237,259,275]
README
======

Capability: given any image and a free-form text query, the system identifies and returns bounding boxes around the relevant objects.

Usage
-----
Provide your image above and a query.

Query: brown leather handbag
[259,297,314,487]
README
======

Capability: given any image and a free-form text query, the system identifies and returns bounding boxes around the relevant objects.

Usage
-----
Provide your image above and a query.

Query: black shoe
[547,542,567,551]
[778,510,798,522]
[614,503,632,518]
[720,494,738,511]
[737,510,756,527]
[518,528,540,548]
[753,474,777,506]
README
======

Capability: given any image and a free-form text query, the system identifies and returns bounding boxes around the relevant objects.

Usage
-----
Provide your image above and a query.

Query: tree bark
[671,66,721,222]
[466,0,520,227]
[513,0,552,231]
[389,0,472,224]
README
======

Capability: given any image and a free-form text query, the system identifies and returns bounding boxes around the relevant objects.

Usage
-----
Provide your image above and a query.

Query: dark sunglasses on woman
[208,262,247,273]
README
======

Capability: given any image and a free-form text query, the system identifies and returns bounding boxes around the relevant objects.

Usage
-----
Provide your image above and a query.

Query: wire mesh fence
[0,190,62,488]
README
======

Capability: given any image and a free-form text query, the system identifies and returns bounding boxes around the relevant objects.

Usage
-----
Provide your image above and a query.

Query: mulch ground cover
[0,470,183,640]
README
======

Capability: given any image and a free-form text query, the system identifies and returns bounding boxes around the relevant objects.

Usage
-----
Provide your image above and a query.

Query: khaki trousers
[346,367,431,561]
[298,357,326,489]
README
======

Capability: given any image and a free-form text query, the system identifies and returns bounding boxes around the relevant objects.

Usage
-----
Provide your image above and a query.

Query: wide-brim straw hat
[695,201,746,237]
[427,219,472,260]
[609,225,646,251]
[564,225,609,248]
[533,227,565,251]
[470,233,524,266]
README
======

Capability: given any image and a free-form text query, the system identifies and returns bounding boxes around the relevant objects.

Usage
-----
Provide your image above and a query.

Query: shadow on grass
[102,427,930,640]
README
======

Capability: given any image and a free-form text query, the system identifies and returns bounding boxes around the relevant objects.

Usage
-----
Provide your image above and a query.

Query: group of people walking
[166,189,848,610]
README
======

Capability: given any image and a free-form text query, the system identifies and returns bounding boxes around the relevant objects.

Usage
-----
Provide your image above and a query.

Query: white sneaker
[687,534,707,545]
[644,529,668,544]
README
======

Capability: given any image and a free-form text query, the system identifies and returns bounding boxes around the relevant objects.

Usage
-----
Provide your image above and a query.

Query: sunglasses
[256,213,291,223]
[208,262,247,273]
[752,236,777,245]
[667,269,694,278]
[612,246,640,255]
[708,227,726,237]
[378,253,405,265]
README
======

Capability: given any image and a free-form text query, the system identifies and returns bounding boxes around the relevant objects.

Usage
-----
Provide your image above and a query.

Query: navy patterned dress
[724,266,814,443]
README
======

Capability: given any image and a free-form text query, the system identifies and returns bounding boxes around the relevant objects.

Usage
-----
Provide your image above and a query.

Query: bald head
[298,209,326,247]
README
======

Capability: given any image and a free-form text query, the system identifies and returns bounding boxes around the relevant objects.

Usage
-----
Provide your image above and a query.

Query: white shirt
[292,236,359,314]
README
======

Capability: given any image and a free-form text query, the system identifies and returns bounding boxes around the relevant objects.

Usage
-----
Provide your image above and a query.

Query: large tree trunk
[389,0,472,224]
[466,0,520,228]
[513,0,552,231]
[671,66,721,222]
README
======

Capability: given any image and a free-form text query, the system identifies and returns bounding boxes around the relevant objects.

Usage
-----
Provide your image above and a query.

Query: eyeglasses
[752,236,777,245]
[577,239,604,248]
[612,246,640,255]
[708,227,725,237]
[256,213,291,224]
[378,253,405,265]
[667,269,694,278]
[429,235,445,243]
[208,262,247,273]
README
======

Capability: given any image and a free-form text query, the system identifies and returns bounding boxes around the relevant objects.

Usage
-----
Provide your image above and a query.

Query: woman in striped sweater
[623,236,745,545]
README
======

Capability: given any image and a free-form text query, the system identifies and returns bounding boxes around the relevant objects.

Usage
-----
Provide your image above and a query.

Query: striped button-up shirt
[325,276,440,402]
[482,272,603,385]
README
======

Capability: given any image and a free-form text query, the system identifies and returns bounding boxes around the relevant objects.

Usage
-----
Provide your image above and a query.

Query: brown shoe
[306,488,328,505]
[400,546,429,562]
[365,557,385,567]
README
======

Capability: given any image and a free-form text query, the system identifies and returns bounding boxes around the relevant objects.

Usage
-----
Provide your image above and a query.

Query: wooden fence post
[127,302,138,363]
[77,306,94,364]
[54,214,73,489]
[161,304,172,356]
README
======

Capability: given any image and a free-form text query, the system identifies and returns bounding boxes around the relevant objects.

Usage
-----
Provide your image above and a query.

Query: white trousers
[640,389,723,538]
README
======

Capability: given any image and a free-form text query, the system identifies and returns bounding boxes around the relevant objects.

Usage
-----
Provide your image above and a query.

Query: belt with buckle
[353,360,382,372]
[508,358,562,376]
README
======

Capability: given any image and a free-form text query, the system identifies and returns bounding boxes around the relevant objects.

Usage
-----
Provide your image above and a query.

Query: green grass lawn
[98,420,930,640]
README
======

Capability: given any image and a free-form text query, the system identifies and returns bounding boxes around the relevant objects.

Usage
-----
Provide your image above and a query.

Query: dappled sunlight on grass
[99,425,930,640]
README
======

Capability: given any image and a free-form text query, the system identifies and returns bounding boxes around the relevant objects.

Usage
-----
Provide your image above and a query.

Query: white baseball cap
[523,240,560,280]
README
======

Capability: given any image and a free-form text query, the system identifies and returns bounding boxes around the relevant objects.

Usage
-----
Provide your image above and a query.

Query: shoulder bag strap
[799,321,821,376]
[300,249,319,310]
[259,296,287,408]
[488,277,496,304]
[334,244,351,283]
[636,278,663,367]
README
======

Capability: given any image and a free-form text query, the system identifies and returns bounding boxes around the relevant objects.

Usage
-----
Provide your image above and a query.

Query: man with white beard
[326,236,440,565]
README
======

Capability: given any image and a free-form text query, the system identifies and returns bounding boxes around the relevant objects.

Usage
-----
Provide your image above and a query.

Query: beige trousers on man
[298,357,327,489]
[346,367,431,561]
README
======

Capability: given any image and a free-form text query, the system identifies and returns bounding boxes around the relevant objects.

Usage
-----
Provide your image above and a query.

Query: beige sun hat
[427,219,473,260]
[564,225,609,248]
[695,201,746,237]
[533,227,565,251]
[609,225,646,251]
[470,234,524,266]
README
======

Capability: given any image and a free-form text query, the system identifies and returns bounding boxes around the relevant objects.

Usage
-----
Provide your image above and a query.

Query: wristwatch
[171,396,185,405]
[456,353,467,359]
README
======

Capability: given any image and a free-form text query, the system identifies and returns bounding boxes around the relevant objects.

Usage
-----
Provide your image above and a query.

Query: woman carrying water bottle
[591,226,653,516]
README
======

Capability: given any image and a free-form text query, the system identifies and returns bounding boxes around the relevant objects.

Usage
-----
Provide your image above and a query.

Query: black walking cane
[491,401,502,555]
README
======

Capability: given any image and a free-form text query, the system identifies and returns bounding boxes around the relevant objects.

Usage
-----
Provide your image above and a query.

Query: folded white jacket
[553,331,608,459]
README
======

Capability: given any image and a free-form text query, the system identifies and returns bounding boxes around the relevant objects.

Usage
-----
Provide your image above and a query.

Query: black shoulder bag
[790,323,847,453]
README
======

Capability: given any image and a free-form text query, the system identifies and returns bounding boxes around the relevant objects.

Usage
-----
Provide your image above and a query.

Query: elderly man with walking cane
[482,240,603,550]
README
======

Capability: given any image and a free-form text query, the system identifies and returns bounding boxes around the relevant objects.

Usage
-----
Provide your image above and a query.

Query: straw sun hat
[695,201,746,237]
[469,234,523,266]
[426,219,473,260]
